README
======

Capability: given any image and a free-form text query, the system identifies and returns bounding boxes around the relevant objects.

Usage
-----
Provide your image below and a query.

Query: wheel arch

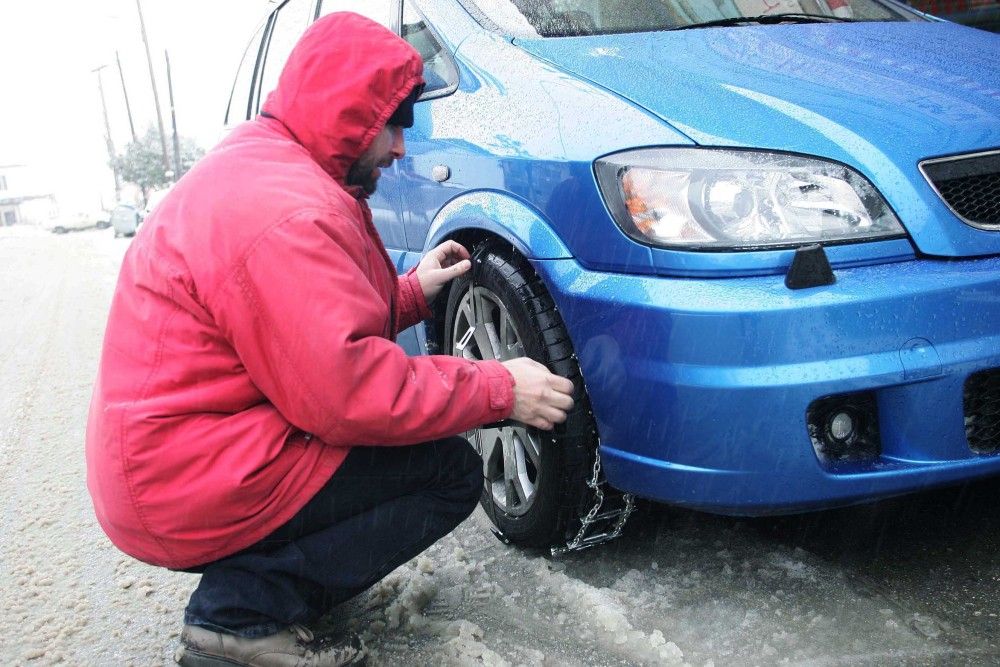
[422,191,573,355]
[424,190,572,261]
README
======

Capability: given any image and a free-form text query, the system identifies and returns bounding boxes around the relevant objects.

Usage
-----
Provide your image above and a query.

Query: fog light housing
[807,393,881,462]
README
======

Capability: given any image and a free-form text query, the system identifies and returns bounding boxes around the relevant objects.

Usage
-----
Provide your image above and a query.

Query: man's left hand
[416,241,472,303]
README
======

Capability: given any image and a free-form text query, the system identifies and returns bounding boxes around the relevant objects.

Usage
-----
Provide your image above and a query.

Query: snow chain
[468,244,635,555]
[551,441,635,556]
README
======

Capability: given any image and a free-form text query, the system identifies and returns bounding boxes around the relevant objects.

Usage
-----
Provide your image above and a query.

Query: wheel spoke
[473,290,493,326]
[479,427,501,478]
[516,428,541,470]
[484,320,503,359]
[512,438,534,506]
[459,299,475,330]
[502,431,520,509]
[498,310,515,361]
[471,318,496,360]
[456,298,478,357]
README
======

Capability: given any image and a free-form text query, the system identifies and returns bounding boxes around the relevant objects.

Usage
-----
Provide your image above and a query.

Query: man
[85,12,575,667]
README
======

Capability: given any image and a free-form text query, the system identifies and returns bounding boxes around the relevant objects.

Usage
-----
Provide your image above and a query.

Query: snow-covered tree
[113,126,204,192]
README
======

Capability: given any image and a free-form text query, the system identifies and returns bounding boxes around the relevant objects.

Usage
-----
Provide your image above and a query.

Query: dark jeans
[184,436,482,638]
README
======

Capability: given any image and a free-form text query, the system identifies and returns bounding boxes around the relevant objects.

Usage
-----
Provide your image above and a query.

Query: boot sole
[174,645,246,667]
[175,643,367,666]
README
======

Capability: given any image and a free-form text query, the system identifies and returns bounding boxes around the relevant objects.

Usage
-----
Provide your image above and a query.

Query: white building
[0,164,57,226]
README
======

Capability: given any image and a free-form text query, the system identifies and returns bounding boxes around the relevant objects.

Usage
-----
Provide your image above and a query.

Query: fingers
[548,388,575,412]
[527,405,566,431]
[425,260,470,286]
[502,356,577,431]
[449,258,471,277]
[547,374,575,397]
[447,240,472,261]
[432,240,471,265]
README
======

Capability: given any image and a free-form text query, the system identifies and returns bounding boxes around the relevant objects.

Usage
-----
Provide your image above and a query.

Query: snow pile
[442,620,511,667]
[767,551,819,582]
[530,559,684,665]
[361,549,515,665]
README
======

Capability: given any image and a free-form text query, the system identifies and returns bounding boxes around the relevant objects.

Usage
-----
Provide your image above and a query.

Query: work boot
[173,623,366,666]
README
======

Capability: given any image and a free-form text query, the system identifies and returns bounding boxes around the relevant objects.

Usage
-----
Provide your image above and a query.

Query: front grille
[921,150,1000,229]
[964,369,1000,454]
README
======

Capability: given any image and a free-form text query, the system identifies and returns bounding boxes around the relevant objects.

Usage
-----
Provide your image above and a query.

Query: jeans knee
[437,436,483,508]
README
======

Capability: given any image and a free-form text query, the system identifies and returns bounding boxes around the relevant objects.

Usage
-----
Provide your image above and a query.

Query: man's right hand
[500,357,575,430]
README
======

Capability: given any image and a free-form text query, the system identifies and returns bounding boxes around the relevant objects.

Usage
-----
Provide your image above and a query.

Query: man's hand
[501,357,575,430]
[416,241,471,303]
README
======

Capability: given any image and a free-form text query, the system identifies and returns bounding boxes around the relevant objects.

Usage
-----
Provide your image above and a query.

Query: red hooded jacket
[86,13,514,569]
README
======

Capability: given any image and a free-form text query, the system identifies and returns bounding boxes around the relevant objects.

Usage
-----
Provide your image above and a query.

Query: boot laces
[290,623,315,644]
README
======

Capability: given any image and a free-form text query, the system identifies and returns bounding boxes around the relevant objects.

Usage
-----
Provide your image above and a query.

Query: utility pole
[92,65,122,200]
[135,0,171,177]
[116,50,138,143]
[165,50,182,181]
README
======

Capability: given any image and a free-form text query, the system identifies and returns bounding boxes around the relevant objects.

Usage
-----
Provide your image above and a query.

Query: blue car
[228,0,1000,552]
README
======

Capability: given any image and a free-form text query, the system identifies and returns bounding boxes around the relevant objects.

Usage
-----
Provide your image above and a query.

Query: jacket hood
[261,12,424,185]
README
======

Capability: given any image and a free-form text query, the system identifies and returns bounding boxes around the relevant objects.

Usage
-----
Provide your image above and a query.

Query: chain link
[551,440,636,556]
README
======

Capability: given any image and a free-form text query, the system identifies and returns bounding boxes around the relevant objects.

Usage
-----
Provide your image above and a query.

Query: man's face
[346,124,406,195]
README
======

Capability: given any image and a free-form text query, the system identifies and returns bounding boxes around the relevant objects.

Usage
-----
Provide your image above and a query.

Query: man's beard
[346,159,379,195]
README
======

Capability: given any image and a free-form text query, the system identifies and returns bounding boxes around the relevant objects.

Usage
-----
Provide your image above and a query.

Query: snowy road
[2,226,998,666]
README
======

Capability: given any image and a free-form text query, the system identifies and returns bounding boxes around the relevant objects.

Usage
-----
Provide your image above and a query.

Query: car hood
[516,22,1000,257]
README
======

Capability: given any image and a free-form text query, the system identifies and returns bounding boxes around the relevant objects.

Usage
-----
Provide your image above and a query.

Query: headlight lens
[595,148,905,250]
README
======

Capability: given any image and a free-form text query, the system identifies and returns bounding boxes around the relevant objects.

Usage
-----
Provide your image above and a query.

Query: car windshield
[466,0,915,37]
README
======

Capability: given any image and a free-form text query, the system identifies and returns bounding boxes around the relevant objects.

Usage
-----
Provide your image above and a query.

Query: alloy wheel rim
[452,284,541,516]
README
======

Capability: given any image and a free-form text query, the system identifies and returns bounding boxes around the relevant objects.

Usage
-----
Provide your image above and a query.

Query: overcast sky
[0,0,272,213]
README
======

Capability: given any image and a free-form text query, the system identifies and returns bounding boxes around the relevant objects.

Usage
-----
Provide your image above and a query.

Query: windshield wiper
[670,13,860,30]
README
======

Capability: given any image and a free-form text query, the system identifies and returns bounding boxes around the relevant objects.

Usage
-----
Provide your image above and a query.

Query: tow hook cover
[899,338,942,381]
[785,244,836,290]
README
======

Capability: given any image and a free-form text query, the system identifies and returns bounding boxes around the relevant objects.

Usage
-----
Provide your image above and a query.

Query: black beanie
[387,83,425,128]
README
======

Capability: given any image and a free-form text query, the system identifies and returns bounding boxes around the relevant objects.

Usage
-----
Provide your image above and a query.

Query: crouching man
[86,12,573,667]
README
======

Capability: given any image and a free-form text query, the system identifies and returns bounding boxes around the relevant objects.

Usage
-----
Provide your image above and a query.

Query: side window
[226,20,267,124]
[316,0,396,29]
[255,0,315,114]
[401,1,458,97]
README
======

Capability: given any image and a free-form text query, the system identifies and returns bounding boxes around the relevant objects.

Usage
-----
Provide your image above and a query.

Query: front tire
[444,245,596,547]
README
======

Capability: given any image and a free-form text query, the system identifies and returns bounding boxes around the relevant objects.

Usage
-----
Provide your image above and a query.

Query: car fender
[424,190,572,259]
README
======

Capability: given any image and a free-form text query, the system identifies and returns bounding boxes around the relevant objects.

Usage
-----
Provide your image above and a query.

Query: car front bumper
[536,254,1000,516]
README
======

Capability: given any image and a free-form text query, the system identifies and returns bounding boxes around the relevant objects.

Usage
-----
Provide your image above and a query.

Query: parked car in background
[110,204,141,238]
[42,210,107,234]
[228,0,1000,553]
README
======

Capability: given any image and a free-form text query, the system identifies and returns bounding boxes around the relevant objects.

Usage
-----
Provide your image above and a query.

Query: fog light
[807,393,881,462]
[828,411,856,443]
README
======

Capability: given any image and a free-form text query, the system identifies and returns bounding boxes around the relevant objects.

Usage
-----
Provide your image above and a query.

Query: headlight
[595,148,905,250]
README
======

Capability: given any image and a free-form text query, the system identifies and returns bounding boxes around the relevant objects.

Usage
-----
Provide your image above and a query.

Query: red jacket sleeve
[209,212,514,447]
[395,266,433,334]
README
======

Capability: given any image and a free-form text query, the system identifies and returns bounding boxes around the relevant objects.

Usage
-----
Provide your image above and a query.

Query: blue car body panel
[533,254,1000,513]
[516,23,1000,260]
[387,1,1000,515]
